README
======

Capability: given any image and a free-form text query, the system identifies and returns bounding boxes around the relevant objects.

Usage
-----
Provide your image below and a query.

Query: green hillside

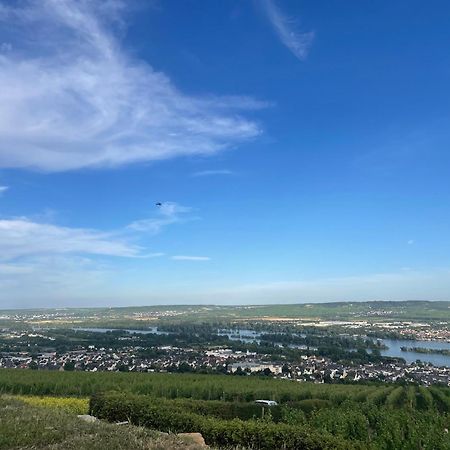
[0,396,203,450]
[2,369,450,449]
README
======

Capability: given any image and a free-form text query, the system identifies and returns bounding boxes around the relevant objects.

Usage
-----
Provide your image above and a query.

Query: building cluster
[0,308,186,327]
[1,345,450,386]
[281,356,450,386]
[396,327,450,341]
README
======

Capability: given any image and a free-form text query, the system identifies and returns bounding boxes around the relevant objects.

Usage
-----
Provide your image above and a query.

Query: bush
[90,391,354,449]
[90,391,450,449]
[295,398,332,414]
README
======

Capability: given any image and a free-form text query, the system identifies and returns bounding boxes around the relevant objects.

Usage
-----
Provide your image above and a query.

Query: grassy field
[0,396,204,449]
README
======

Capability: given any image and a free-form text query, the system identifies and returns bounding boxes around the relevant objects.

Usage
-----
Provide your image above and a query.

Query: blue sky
[1,0,450,308]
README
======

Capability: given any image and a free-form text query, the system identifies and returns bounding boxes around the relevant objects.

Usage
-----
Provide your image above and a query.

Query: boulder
[177,432,208,447]
[77,414,98,423]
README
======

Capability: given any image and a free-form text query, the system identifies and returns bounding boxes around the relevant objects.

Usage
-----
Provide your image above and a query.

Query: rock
[77,414,98,423]
[177,432,208,447]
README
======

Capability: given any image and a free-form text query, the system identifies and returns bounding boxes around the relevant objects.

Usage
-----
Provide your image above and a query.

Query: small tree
[29,360,38,370]
[63,361,75,371]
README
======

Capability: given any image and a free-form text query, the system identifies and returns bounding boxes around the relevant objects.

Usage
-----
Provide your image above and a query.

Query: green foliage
[385,386,407,408]
[280,405,307,425]
[416,385,434,410]
[170,397,280,421]
[91,391,450,449]
[63,361,76,371]
[366,385,393,406]
[90,391,354,449]
[2,368,450,449]
[430,387,450,412]
[2,368,450,414]
[0,396,204,449]
[318,400,450,449]
[16,395,89,414]
[0,369,387,402]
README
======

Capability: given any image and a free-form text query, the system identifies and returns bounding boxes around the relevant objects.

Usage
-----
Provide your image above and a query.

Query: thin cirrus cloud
[0,0,263,172]
[260,0,314,61]
[0,202,195,263]
[0,201,206,305]
[0,218,144,261]
[171,256,211,261]
[0,201,196,261]
[0,186,8,195]
[127,202,193,234]
[191,169,235,177]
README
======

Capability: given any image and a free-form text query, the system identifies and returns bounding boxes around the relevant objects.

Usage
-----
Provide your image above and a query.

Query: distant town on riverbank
[3,301,450,386]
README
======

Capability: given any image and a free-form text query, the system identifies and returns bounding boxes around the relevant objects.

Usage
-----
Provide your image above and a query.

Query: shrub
[90,392,354,449]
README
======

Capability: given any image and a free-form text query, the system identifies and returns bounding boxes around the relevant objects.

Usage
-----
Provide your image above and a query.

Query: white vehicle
[254,400,278,406]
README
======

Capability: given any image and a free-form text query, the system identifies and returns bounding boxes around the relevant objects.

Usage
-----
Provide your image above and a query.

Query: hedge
[90,391,357,449]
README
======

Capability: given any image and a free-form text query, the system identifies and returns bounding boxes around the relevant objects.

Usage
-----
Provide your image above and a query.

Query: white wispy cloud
[171,255,211,261]
[0,201,204,305]
[0,218,143,260]
[191,169,235,177]
[127,202,193,234]
[407,240,415,245]
[260,0,314,61]
[0,0,262,172]
[190,269,450,303]
[0,185,8,195]
[0,201,197,305]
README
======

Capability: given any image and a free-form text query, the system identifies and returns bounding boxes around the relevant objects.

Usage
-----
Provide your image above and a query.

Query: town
[2,335,450,387]
[3,302,450,389]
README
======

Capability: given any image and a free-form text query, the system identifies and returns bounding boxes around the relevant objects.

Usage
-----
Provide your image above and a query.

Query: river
[74,326,450,367]
[380,338,450,367]
[74,327,171,335]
